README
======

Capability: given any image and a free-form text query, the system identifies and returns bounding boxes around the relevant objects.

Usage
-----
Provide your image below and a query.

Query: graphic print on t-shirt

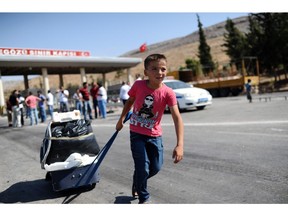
[138,94,154,119]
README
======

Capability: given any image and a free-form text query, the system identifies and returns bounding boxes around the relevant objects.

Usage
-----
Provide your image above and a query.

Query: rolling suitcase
[40,110,131,192]
[40,110,101,191]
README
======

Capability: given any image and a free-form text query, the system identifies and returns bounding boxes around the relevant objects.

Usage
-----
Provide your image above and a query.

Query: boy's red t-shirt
[128,80,177,137]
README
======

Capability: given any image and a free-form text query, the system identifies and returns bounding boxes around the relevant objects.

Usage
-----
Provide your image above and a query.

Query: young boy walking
[245,79,253,103]
[116,54,184,204]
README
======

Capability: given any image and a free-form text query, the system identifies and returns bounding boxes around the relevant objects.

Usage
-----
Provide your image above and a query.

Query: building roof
[0,55,142,76]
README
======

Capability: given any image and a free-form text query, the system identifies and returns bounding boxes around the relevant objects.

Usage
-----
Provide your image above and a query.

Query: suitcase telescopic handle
[76,111,132,186]
[123,110,132,124]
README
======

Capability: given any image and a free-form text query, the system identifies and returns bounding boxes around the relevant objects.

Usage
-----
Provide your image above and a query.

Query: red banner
[0,48,90,57]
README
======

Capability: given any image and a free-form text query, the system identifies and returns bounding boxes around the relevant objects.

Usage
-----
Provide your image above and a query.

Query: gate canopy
[0,55,142,76]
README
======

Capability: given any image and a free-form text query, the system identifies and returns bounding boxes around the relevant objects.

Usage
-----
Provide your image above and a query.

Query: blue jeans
[130,131,163,203]
[98,99,107,118]
[28,107,38,125]
[75,100,83,115]
[60,101,69,112]
[83,100,92,120]
[39,106,46,122]
[47,105,54,120]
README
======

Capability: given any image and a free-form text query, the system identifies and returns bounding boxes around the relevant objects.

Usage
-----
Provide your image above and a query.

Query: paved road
[0,92,287,205]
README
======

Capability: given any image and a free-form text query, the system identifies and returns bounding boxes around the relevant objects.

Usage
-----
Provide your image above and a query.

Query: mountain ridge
[122,16,249,57]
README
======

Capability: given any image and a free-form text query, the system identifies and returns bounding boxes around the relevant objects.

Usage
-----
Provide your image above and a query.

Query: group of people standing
[6,89,24,127]
[6,89,50,127]
[72,81,108,120]
[5,81,108,127]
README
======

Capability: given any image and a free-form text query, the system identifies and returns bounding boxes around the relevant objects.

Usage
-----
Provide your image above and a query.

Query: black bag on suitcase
[40,116,101,191]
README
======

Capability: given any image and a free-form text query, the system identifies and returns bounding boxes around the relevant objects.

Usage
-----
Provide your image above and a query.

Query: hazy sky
[0,13,248,57]
[0,12,250,81]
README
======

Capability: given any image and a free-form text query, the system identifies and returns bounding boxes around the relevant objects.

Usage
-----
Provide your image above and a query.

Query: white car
[163,79,212,111]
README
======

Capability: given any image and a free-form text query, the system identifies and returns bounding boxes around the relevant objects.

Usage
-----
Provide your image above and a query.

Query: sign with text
[0,48,90,57]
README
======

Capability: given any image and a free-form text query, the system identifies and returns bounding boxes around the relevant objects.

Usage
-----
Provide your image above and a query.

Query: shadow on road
[114,195,137,204]
[0,179,94,204]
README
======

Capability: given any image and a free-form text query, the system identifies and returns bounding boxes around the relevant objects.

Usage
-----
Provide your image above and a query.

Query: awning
[0,55,142,76]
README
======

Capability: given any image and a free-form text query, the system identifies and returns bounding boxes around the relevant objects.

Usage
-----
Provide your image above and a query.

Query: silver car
[163,79,212,111]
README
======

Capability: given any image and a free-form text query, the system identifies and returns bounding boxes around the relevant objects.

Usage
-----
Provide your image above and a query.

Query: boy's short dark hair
[144,54,167,69]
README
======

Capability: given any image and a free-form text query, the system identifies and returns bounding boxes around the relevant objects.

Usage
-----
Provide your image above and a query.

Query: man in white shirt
[97,82,107,119]
[18,92,25,126]
[59,86,69,112]
[47,90,54,120]
[119,81,131,105]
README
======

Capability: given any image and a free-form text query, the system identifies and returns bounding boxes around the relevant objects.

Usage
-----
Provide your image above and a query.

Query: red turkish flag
[139,43,147,52]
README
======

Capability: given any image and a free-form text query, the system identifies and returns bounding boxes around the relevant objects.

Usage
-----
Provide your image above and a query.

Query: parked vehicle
[163,79,212,111]
[167,57,260,97]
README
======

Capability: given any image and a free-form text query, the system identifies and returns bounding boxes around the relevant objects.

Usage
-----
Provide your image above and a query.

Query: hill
[113,15,288,93]
[108,16,249,83]
[3,16,249,94]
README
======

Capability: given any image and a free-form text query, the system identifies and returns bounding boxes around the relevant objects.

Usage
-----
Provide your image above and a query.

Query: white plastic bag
[44,153,97,171]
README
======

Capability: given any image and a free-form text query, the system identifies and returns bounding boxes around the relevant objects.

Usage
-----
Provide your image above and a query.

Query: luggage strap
[75,111,131,186]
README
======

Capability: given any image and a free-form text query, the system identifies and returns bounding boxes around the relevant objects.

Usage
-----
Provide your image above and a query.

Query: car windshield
[164,81,191,90]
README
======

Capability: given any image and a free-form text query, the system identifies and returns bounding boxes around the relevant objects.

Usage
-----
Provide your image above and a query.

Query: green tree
[277,13,288,79]
[184,58,203,78]
[245,15,262,60]
[246,13,288,79]
[185,59,197,71]
[197,14,215,74]
[222,18,247,68]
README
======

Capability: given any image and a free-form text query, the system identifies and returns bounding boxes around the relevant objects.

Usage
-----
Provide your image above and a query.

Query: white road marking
[217,130,288,138]
[181,120,288,127]
[88,120,288,127]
